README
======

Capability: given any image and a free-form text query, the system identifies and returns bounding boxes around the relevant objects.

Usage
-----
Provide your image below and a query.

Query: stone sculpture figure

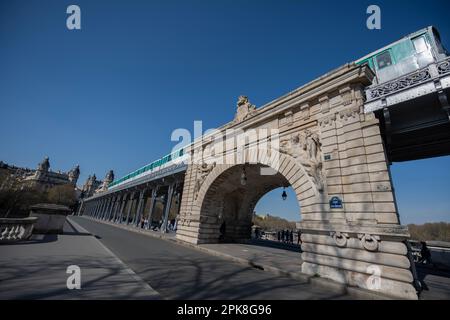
[37,156,50,172]
[234,95,256,123]
[194,162,216,200]
[280,130,325,191]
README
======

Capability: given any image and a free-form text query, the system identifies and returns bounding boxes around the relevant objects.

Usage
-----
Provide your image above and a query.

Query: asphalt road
[71,217,349,300]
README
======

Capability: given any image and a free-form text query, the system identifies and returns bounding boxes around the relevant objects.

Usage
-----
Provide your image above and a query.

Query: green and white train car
[356,26,448,85]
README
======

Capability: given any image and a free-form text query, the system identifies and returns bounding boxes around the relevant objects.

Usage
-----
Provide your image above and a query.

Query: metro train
[108,147,186,188]
[356,26,448,85]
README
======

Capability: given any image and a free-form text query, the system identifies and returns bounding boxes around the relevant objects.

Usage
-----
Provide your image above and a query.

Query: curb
[76,216,393,300]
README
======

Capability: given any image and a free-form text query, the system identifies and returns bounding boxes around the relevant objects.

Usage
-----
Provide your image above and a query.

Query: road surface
[71,216,349,300]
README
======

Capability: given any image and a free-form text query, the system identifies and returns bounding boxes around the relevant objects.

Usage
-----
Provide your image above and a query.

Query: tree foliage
[408,222,450,242]
[252,214,297,231]
[0,180,77,218]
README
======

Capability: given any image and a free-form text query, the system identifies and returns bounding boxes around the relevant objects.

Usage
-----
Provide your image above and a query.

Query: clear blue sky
[1,0,449,224]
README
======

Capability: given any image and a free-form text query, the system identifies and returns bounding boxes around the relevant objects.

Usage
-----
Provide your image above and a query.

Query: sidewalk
[0,218,160,300]
[197,241,304,280]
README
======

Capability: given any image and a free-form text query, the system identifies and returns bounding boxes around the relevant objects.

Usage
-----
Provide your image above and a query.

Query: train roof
[355,26,436,64]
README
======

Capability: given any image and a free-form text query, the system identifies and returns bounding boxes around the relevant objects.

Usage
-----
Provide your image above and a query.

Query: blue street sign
[329,196,343,209]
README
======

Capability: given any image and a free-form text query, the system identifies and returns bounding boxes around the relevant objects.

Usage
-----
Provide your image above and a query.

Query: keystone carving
[194,162,216,200]
[280,129,325,192]
[234,95,257,123]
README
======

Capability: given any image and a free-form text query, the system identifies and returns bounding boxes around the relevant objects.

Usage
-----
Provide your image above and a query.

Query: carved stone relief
[193,162,216,200]
[358,233,380,251]
[280,129,325,192]
[330,231,349,247]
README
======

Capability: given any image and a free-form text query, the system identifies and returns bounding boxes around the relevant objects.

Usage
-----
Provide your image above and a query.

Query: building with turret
[79,170,114,198]
[0,157,80,191]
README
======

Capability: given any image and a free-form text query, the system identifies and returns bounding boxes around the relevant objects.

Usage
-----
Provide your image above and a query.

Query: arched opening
[253,186,301,245]
[198,163,302,244]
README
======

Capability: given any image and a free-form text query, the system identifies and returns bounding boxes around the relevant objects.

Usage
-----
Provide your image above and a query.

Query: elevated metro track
[364,57,450,162]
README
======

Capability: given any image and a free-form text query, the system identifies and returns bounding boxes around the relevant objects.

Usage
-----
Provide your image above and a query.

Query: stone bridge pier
[176,64,418,299]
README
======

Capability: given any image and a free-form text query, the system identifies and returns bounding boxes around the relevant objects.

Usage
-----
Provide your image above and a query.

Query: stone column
[98,199,106,219]
[107,197,115,220]
[104,197,113,220]
[98,200,106,219]
[133,189,146,227]
[118,193,128,223]
[103,197,111,220]
[147,188,158,228]
[161,183,175,233]
[107,195,117,221]
[125,192,136,225]
[99,198,106,219]
[112,194,122,222]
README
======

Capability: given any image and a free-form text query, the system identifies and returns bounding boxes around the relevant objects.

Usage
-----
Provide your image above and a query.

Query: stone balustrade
[0,217,38,242]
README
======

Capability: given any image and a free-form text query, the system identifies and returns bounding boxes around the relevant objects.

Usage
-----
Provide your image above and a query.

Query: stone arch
[192,153,321,244]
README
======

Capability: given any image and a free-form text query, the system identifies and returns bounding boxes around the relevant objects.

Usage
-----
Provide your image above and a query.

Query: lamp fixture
[282,187,287,201]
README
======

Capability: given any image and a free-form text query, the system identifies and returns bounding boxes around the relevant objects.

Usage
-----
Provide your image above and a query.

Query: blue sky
[1,0,449,224]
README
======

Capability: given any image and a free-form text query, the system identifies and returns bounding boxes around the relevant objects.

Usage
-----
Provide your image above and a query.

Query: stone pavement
[0,218,160,300]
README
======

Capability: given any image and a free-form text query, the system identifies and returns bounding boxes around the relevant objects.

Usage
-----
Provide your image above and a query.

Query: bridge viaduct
[79,57,450,300]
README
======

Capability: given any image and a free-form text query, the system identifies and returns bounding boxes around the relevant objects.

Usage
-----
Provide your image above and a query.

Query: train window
[376,51,393,69]
[412,36,428,53]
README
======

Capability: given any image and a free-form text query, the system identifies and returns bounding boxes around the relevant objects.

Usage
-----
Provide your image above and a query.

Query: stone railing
[0,217,38,242]
[30,203,71,234]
